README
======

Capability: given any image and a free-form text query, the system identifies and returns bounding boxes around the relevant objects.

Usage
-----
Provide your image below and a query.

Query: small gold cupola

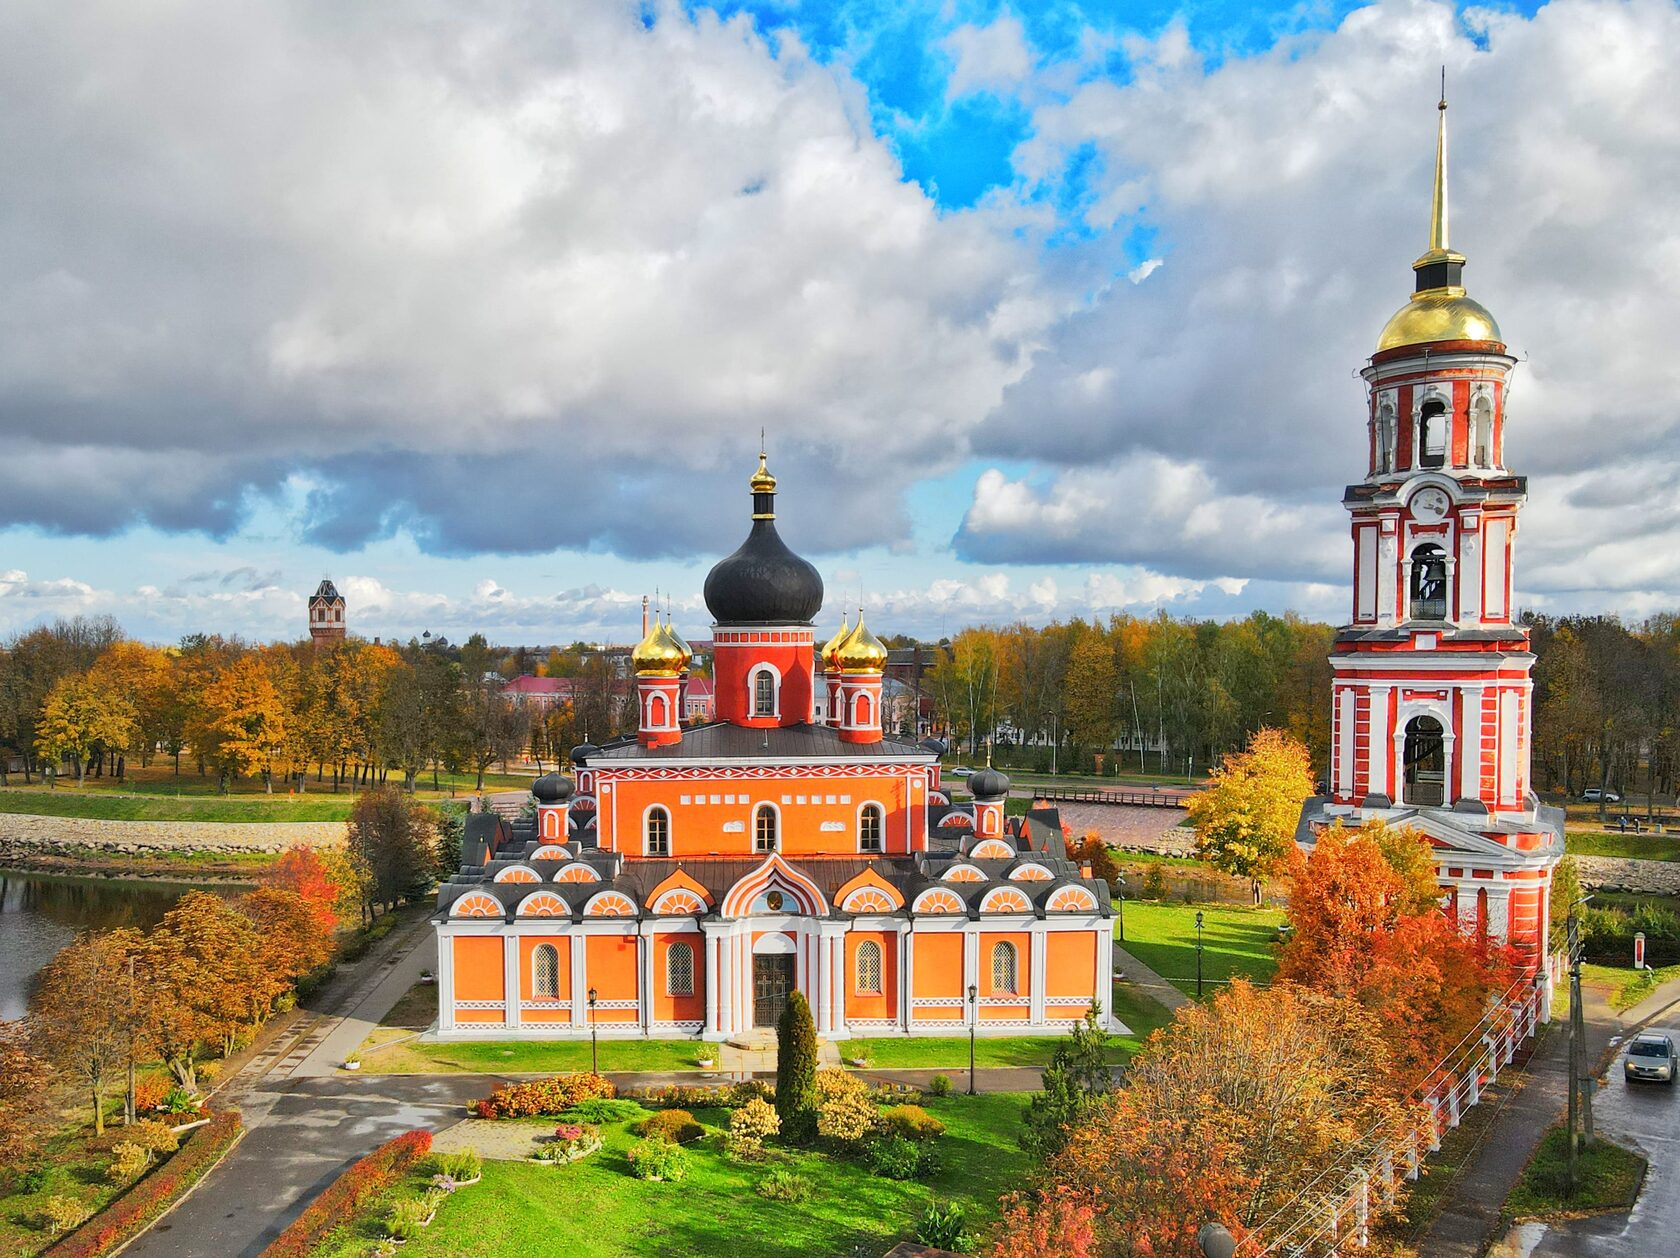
[631,617,686,676]
[834,611,889,674]
[820,612,851,672]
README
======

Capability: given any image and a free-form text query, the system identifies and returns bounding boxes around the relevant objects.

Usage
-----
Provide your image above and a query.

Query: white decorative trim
[650,1021,705,1034]
[519,1000,570,1011]
[588,999,641,1011]
[912,996,967,1008]
[455,1000,506,1010]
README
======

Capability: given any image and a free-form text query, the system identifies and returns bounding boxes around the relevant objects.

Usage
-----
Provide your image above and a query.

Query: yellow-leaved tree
[200,653,289,792]
[1185,727,1315,903]
[34,674,137,786]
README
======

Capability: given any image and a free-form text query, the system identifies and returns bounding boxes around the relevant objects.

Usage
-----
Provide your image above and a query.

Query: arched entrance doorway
[752,931,796,1028]
[1403,715,1446,806]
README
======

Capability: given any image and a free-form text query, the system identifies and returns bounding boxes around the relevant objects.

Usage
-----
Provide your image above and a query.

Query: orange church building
[431,457,1117,1042]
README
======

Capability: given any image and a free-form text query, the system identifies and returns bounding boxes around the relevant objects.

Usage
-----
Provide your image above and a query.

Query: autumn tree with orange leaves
[1280,820,1513,1081]
[989,981,1427,1257]
[268,844,349,935]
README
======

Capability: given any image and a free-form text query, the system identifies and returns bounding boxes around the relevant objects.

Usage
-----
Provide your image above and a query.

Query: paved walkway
[1113,943,1190,1011]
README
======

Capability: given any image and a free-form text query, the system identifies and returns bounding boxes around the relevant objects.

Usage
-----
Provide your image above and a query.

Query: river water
[0,871,192,1020]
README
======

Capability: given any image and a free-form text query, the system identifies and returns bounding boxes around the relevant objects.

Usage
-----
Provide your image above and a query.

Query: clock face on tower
[1411,487,1451,522]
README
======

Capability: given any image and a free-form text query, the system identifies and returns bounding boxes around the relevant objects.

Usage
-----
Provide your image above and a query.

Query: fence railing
[1246,972,1546,1256]
[1031,788,1190,809]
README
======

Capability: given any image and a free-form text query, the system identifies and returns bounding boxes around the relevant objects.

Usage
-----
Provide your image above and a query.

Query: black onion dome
[532,772,574,804]
[569,743,598,766]
[969,766,1011,800]
[703,518,824,626]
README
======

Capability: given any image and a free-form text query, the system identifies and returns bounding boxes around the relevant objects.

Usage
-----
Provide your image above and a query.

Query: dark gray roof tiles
[585,721,934,762]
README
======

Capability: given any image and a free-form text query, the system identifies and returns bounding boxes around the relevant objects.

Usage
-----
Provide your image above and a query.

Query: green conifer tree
[775,990,819,1142]
[1021,1002,1112,1159]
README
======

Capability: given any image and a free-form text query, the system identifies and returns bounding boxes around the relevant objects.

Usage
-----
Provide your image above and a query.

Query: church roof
[310,579,342,603]
[585,721,935,763]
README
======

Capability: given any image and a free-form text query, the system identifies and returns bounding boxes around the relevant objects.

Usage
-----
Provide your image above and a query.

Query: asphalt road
[1490,1024,1680,1258]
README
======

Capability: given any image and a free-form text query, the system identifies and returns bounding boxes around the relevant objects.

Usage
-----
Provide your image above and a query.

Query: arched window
[754,804,779,853]
[855,940,883,994]
[667,941,694,996]
[1403,714,1446,807]
[1419,398,1447,468]
[645,806,671,857]
[753,669,776,717]
[1375,404,1395,474]
[1471,396,1494,468]
[991,941,1019,995]
[649,694,667,727]
[859,804,884,854]
[532,943,560,999]
[1410,544,1448,620]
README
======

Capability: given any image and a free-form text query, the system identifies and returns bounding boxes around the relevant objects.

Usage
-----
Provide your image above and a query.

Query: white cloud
[943,16,1035,100]
[0,0,1040,557]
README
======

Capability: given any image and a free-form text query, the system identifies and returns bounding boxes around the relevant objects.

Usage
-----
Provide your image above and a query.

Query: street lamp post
[1196,1223,1236,1258]
[967,983,978,1096]
[588,986,599,1075]
[1115,876,1125,943]
[1195,911,1205,1000]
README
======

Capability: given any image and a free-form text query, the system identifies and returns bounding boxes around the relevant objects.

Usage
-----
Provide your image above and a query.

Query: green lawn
[856,1033,1126,1070]
[360,1038,716,1075]
[1505,1122,1647,1219]
[1564,829,1680,862]
[0,788,356,822]
[1116,901,1285,995]
[317,1095,1032,1258]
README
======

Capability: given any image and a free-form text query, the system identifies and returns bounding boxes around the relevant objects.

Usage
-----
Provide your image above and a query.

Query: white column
[570,932,588,1029]
[437,927,456,1035]
[1444,557,1459,623]
[1392,729,1409,807]
[901,925,915,1032]
[1442,731,1457,806]
[1368,686,1391,799]
[504,934,521,1031]
[1488,888,1512,943]
[703,926,722,1038]
[1456,883,1479,933]
[640,923,656,1035]
[1029,923,1047,1026]
[828,929,848,1036]
[962,925,979,1008]
[1399,558,1413,621]
[1460,686,1484,804]
[1097,923,1115,1029]
[815,929,833,1035]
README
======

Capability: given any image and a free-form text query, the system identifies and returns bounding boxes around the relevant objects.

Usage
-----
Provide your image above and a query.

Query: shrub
[633,1109,704,1145]
[106,1143,151,1184]
[776,991,819,1142]
[755,1168,813,1203]
[917,1201,976,1252]
[126,1120,180,1156]
[868,1134,940,1181]
[46,1111,244,1258]
[259,1128,430,1258]
[816,1089,880,1144]
[1141,865,1168,899]
[541,1123,600,1160]
[625,1083,730,1110]
[813,1068,866,1104]
[160,1086,199,1114]
[728,1078,776,1107]
[16,1166,49,1195]
[928,1073,953,1098]
[197,1061,221,1085]
[627,1137,689,1182]
[867,1081,923,1105]
[562,1098,646,1124]
[133,1077,170,1113]
[726,1097,780,1160]
[383,1197,429,1242]
[881,1104,946,1143]
[36,1196,89,1236]
[473,1073,615,1119]
[428,1148,481,1182]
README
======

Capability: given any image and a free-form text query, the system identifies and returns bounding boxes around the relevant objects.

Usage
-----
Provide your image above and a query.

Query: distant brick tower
[308,578,346,642]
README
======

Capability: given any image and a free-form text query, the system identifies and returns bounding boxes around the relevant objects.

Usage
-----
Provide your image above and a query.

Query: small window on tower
[753,670,775,717]
[754,804,778,853]
[1375,403,1396,474]
[1471,395,1494,468]
[645,806,671,856]
[1419,398,1447,469]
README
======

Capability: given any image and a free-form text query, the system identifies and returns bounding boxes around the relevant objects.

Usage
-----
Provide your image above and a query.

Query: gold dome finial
[662,613,693,671]
[749,438,777,518]
[820,612,851,671]
[632,616,686,676]
[834,609,888,673]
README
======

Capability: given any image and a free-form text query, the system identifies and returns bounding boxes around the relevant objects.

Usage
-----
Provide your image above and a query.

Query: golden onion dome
[833,613,889,673]
[819,613,851,672]
[1376,287,1502,353]
[631,619,685,676]
[662,618,693,671]
[749,451,777,494]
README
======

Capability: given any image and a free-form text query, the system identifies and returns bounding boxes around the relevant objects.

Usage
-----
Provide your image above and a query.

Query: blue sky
[1,0,1676,644]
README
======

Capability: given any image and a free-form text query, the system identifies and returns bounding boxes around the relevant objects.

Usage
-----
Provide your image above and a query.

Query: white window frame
[749,665,782,719]
[666,941,695,997]
[855,939,883,995]
[532,942,561,1000]
[753,802,780,853]
[644,804,671,857]
[991,940,1019,995]
[857,801,885,854]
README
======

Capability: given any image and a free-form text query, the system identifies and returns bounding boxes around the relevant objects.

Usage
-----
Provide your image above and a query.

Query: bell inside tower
[1403,715,1447,806]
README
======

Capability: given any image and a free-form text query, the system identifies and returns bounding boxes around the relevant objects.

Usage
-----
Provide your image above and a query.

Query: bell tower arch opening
[1402,714,1446,807]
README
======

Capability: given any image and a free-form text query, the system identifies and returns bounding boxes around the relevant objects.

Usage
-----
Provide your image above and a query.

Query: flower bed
[44,1110,244,1258]
[472,1074,615,1119]
[258,1129,432,1258]
[529,1123,603,1165]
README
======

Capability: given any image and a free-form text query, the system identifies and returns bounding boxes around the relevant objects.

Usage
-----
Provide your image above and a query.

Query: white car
[1624,1033,1677,1085]
[1582,787,1622,803]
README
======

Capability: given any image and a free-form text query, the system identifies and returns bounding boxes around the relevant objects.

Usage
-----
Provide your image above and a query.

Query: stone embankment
[1573,853,1680,896]
[0,813,346,859]
[1049,802,1194,855]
